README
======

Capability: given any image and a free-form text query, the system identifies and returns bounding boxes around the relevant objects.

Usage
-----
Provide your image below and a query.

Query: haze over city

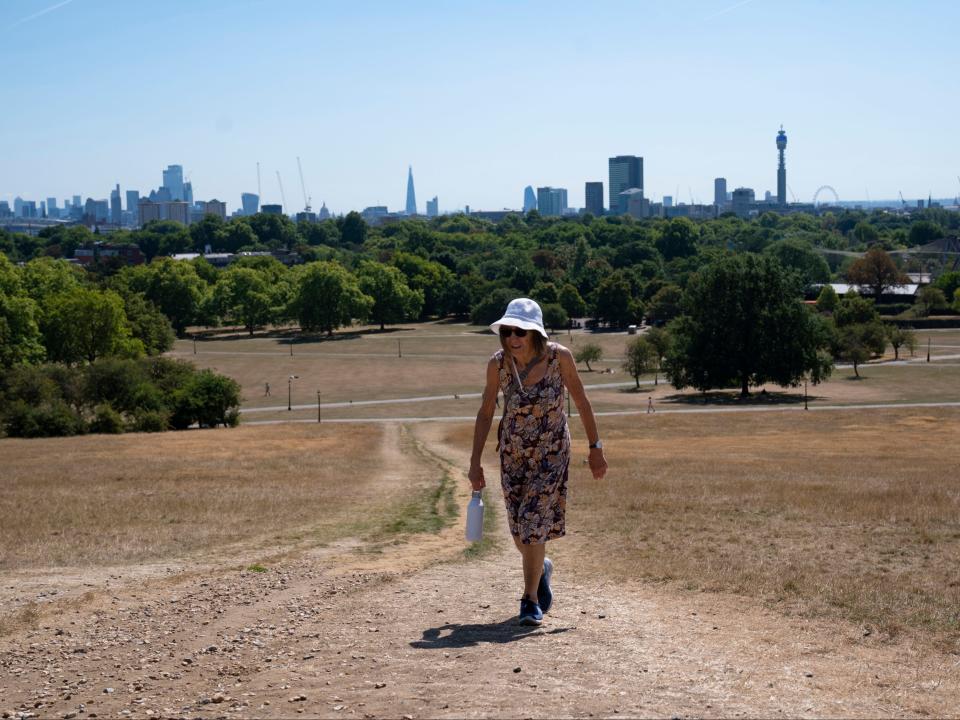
[2,0,959,214]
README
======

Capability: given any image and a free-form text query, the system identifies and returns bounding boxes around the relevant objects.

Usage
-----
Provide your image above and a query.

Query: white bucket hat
[490,297,548,339]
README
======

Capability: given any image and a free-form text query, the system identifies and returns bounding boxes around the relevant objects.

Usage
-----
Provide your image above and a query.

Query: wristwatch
[589,440,603,450]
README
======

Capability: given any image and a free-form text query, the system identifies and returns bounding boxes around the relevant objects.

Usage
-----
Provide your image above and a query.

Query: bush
[4,399,85,438]
[470,288,521,326]
[541,303,569,331]
[132,410,169,433]
[89,403,124,434]
[170,370,242,429]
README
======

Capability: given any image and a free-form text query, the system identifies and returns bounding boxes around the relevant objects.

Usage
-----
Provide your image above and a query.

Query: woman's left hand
[588,448,608,480]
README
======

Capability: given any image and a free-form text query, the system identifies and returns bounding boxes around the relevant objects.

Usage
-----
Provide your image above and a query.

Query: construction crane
[787,184,798,203]
[899,190,907,208]
[276,171,287,211]
[296,156,312,212]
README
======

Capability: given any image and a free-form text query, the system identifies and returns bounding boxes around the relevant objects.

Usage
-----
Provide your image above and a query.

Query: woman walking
[469,298,608,625]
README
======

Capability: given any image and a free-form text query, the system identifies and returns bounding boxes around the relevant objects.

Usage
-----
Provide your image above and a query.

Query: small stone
[211,692,227,703]
[513,667,521,673]
[289,695,306,703]
[103,689,114,694]
[333,705,344,711]
[598,614,606,619]
[374,683,386,689]
[805,672,814,678]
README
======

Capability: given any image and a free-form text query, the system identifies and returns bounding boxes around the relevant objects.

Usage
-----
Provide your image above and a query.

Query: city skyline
[2,0,959,213]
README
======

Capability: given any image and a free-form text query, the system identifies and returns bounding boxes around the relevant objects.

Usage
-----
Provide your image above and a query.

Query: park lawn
[0,423,445,572]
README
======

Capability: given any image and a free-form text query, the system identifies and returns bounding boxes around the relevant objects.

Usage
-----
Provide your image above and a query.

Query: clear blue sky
[2,0,958,214]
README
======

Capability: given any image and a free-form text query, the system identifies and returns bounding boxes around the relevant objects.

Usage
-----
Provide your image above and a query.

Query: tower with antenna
[776,125,787,206]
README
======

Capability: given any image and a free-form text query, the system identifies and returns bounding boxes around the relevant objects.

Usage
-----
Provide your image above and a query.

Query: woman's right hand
[468,464,486,491]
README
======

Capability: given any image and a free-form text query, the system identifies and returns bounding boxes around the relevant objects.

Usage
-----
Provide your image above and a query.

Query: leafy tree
[339,211,368,245]
[121,294,175,355]
[932,271,960,301]
[645,284,683,326]
[915,286,947,317]
[20,257,84,305]
[439,278,472,317]
[133,220,192,260]
[119,258,208,337]
[815,285,839,313]
[908,220,943,246]
[663,254,833,397]
[190,214,226,252]
[593,270,640,327]
[356,261,424,330]
[211,266,277,334]
[247,213,298,249]
[558,283,587,319]
[541,303,569,331]
[763,239,830,286]
[645,325,671,385]
[170,369,241,429]
[392,252,454,318]
[886,325,917,361]
[954,288,960,313]
[41,288,141,364]
[0,293,45,368]
[470,288,520,326]
[290,261,373,335]
[531,281,559,305]
[851,221,879,246]
[0,253,23,295]
[836,322,886,378]
[834,293,879,327]
[222,220,259,253]
[655,218,698,260]
[846,247,908,300]
[623,337,657,388]
[574,342,602,372]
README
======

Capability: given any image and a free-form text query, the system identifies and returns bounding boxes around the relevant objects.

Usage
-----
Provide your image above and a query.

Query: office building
[163,165,185,201]
[426,196,439,218]
[619,188,646,219]
[608,155,643,213]
[46,197,58,219]
[714,178,727,208]
[126,190,140,214]
[183,181,194,206]
[72,195,81,208]
[0,201,11,218]
[523,186,537,213]
[663,195,673,208]
[537,187,568,217]
[241,193,259,216]
[138,199,160,226]
[776,127,787,206]
[731,187,756,218]
[110,184,122,224]
[585,182,604,215]
[204,199,227,219]
[14,197,24,217]
[405,166,417,215]
[261,204,283,215]
[166,201,190,225]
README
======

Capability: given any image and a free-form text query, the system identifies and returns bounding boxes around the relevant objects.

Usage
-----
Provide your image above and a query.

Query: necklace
[514,353,545,384]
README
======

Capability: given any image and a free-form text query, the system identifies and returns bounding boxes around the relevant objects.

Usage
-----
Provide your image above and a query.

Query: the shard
[405,166,417,215]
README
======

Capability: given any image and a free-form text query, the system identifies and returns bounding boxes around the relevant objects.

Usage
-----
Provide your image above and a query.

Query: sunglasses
[499,326,529,338]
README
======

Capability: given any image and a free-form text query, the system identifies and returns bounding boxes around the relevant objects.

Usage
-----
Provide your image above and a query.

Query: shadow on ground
[411,620,573,649]
[661,390,819,406]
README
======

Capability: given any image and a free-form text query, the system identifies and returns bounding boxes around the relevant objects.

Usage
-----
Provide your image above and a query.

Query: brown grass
[444,408,960,645]
[0,423,434,571]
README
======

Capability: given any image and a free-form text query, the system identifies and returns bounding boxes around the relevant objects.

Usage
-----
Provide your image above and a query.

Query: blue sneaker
[538,558,554,614]
[518,597,543,626]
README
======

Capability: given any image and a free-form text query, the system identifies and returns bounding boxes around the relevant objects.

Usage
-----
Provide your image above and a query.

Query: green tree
[815,285,839,313]
[645,325,671,385]
[558,283,587,319]
[846,247,908,300]
[574,342,602,372]
[836,322,886,378]
[116,294,174,356]
[119,258,208,337]
[221,220,260,253]
[908,220,943,246]
[0,253,23,295]
[170,369,241,429]
[886,325,917,361]
[132,220,192,260]
[593,270,640,327]
[915,285,947,317]
[833,293,879,327]
[392,252,454,318]
[541,303,569,331]
[339,211,368,245]
[0,293,45,368]
[932,271,960,301]
[623,336,657,388]
[655,218,698,260]
[41,288,141,364]
[663,254,833,397]
[470,288,519,326]
[189,214,226,252]
[763,239,831,285]
[645,284,683,326]
[357,261,424,330]
[290,261,373,335]
[954,288,960,313]
[211,266,277,334]
[851,221,879,246]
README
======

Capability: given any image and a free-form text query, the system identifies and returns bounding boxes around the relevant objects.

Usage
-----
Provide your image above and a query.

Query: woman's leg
[512,535,545,603]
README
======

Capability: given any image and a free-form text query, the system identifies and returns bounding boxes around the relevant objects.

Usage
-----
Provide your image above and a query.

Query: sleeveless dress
[495,342,571,544]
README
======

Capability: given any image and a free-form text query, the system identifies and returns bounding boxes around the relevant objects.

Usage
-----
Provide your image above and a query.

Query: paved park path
[2,424,958,719]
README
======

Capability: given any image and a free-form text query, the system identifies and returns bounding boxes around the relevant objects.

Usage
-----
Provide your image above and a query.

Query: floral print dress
[496,342,571,544]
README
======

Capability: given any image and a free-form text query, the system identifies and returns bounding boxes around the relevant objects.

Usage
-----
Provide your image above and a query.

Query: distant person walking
[264,382,271,397]
[647,396,655,414]
[469,298,608,626]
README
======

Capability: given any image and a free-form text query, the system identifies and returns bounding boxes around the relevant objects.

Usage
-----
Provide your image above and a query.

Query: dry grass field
[0,423,452,573]
[441,408,960,647]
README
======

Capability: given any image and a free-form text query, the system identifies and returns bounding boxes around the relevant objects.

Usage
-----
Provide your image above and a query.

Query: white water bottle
[465,490,484,542]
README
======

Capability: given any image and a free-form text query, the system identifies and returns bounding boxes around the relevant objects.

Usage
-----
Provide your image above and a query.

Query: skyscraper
[714,178,727,208]
[126,190,140,215]
[537,187,567,217]
[405,166,417,215]
[46,197,58,219]
[523,186,537,213]
[776,127,787,206]
[241,193,260,216]
[585,182,604,215]
[426,196,439,218]
[163,165,185,201]
[608,155,643,213]
[110,184,122,224]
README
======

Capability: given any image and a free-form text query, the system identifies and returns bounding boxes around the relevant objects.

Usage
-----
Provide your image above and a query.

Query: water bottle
[465,490,484,542]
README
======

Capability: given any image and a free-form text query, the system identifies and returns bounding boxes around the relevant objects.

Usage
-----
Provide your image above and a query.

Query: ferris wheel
[813,186,840,207]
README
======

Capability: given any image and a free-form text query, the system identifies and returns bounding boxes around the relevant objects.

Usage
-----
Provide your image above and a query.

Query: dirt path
[2,424,958,719]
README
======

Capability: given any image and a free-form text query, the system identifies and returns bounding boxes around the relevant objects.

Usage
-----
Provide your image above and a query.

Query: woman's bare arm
[558,345,608,480]
[468,357,500,490]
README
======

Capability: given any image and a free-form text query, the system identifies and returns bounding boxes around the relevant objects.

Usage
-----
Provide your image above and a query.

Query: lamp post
[317,391,321,423]
[927,337,931,363]
[193,335,197,354]
[398,340,402,358]
[288,375,299,411]
[804,378,808,411]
